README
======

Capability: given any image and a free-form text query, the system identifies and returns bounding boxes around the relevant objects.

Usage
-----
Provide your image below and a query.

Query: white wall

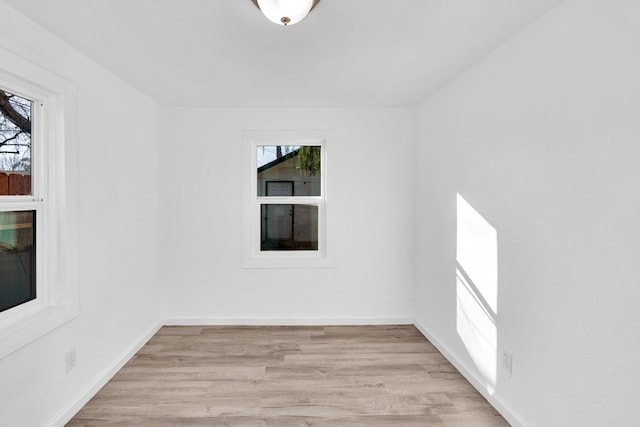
[0,2,162,426]
[414,0,640,425]
[158,107,415,323]
[3,0,639,425]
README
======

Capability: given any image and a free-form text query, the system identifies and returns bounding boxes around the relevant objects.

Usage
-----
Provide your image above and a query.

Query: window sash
[253,143,325,257]
[0,82,44,199]
[0,84,46,318]
[0,203,44,320]
[257,200,324,255]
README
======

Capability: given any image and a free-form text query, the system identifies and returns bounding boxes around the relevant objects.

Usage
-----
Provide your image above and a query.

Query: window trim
[242,130,335,269]
[0,47,79,359]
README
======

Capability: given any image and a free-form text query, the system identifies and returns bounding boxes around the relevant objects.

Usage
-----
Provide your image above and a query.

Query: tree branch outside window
[0,90,32,172]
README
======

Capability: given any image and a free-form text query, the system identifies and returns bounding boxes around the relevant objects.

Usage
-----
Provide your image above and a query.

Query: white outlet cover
[65,348,77,373]
[502,350,513,376]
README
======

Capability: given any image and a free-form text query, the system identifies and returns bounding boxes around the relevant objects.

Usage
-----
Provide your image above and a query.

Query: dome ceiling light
[251,0,321,26]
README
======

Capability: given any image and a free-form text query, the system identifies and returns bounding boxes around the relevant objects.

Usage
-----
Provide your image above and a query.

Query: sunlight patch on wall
[456,193,498,390]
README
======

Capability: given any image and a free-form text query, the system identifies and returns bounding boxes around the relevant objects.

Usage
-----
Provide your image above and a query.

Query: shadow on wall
[456,193,498,394]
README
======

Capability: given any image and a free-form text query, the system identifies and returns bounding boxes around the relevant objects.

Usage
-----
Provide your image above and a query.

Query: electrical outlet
[502,350,513,377]
[65,348,77,373]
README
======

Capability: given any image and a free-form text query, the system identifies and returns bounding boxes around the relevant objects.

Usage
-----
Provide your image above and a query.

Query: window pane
[0,211,36,312]
[261,204,318,251]
[0,90,32,196]
[257,146,321,197]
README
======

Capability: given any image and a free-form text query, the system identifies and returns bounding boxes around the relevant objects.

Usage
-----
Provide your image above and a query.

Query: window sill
[243,256,336,269]
[0,302,79,360]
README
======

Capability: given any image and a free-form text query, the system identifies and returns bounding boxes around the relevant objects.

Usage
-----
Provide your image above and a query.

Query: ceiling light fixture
[251,0,320,26]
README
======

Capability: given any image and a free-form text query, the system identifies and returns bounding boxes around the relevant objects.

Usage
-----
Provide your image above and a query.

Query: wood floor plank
[68,325,509,426]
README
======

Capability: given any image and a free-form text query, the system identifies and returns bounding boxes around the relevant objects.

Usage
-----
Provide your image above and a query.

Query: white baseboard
[46,320,163,427]
[165,316,414,326]
[413,321,528,427]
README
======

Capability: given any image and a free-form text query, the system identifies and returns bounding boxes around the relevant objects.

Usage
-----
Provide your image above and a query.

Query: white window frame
[0,82,46,321]
[0,47,79,359]
[242,130,334,269]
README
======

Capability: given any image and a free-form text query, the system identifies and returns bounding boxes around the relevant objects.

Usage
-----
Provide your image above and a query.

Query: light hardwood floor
[67,325,509,426]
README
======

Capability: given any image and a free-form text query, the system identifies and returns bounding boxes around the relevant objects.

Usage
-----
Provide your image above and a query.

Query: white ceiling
[4,0,563,107]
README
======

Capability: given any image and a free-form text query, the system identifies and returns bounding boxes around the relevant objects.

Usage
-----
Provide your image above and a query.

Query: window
[258,145,321,251]
[0,48,78,359]
[243,131,333,268]
[0,87,43,317]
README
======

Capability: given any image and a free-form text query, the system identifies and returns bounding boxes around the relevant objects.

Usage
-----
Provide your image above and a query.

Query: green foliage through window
[296,146,321,176]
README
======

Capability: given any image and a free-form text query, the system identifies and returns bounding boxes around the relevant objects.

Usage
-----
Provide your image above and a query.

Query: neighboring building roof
[257,149,299,173]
